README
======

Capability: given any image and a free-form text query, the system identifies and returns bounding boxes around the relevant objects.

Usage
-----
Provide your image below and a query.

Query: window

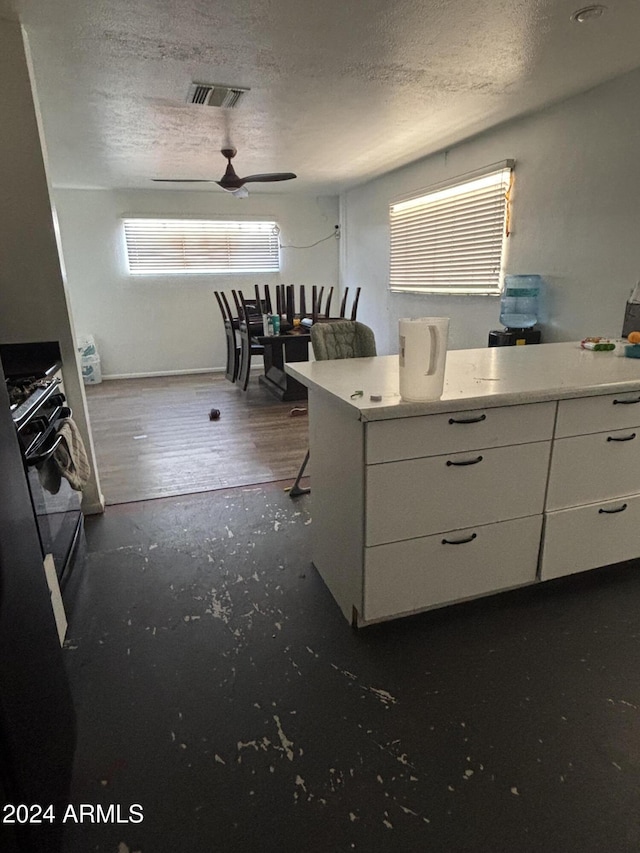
[389,160,514,295]
[123,218,280,275]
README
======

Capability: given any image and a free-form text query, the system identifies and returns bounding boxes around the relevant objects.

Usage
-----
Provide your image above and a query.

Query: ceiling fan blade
[151,150,296,191]
[241,172,297,183]
[152,178,215,183]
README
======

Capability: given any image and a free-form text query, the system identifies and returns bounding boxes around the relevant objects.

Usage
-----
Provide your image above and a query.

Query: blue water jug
[499,275,541,329]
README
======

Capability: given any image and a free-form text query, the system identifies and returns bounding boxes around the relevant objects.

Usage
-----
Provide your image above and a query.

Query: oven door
[24,419,83,586]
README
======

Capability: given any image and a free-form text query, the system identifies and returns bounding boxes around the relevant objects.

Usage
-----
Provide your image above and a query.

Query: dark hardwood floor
[84,371,309,505]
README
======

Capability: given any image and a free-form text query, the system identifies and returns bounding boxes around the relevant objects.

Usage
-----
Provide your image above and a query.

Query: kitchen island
[286,342,640,626]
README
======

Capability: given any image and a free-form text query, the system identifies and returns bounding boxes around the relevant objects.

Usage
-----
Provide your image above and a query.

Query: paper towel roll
[399,317,449,402]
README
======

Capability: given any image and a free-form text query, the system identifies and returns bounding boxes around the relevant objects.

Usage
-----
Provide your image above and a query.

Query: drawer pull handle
[606,433,636,442]
[448,414,486,425]
[442,533,477,545]
[446,455,483,466]
[613,397,640,405]
[598,503,628,514]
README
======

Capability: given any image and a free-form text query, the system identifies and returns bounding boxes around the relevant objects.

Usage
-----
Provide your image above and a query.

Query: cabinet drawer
[555,391,640,438]
[540,494,640,580]
[363,516,542,622]
[546,429,640,510]
[366,401,555,463]
[365,441,550,546]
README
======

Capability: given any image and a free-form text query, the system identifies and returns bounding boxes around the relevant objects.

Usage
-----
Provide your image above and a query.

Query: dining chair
[289,320,377,497]
[298,284,307,317]
[349,286,361,321]
[338,286,362,320]
[285,284,298,323]
[235,291,265,391]
[310,285,334,321]
[231,289,259,318]
[214,290,240,383]
[281,284,313,326]
[310,319,376,361]
[254,284,272,314]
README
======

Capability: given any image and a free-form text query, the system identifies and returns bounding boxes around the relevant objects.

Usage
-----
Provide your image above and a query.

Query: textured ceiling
[2,0,640,194]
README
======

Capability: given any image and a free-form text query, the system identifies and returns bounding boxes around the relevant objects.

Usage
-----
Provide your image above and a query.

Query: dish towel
[53,417,91,491]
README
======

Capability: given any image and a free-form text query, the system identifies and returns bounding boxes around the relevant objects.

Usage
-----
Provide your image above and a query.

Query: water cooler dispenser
[489,274,542,347]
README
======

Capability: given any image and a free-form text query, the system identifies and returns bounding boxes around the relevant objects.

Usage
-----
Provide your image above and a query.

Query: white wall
[341,67,640,356]
[53,189,339,377]
[0,20,103,514]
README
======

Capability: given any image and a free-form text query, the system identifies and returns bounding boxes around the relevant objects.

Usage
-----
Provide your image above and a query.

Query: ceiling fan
[152,147,297,197]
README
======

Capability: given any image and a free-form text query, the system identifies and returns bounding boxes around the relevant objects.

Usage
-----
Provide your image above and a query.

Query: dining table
[255,325,312,401]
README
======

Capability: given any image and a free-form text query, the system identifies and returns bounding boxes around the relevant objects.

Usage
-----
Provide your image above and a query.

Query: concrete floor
[61,483,640,852]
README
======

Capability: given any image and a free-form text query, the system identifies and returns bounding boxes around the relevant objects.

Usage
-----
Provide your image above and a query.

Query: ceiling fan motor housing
[218,155,244,190]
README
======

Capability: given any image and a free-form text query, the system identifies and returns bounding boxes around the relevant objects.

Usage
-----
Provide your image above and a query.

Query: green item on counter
[581,339,615,351]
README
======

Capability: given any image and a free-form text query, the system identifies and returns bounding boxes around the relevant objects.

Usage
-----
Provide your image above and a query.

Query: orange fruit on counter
[628,331,640,344]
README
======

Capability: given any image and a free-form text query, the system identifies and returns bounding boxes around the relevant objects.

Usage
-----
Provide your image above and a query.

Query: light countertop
[285,342,640,421]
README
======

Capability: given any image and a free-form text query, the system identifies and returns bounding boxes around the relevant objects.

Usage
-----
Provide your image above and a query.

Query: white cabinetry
[541,496,640,580]
[541,391,640,580]
[364,516,542,622]
[366,441,550,546]
[362,402,554,621]
[288,345,640,626]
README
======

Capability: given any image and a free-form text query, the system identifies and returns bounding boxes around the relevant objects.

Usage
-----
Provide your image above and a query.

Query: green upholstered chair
[310,319,376,361]
[289,320,376,497]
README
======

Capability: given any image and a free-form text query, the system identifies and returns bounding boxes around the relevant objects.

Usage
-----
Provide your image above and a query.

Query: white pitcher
[399,317,450,401]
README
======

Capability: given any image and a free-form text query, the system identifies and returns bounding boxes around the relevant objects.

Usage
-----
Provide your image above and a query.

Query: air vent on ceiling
[186,83,250,108]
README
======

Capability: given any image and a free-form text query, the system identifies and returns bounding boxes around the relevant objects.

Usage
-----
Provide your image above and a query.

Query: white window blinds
[389,160,514,295]
[123,218,280,275]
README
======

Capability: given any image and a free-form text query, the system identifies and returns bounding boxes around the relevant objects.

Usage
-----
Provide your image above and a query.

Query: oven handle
[14,377,62,432]
[25,433,64,466]
[25,419,56,459]
[24,406,73,460]
[49,404,71,424]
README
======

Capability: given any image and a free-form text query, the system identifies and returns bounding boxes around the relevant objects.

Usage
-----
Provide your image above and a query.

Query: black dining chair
[285,284,296,324]
[235,290,265,391]
[310,285,334,321]
[254,284,272,314]
[292,284,312,320]
[280,284,308,328]
[339,286,362,320]
[298,284,307,318]
[275,284,286,318]
[214,290,240,383]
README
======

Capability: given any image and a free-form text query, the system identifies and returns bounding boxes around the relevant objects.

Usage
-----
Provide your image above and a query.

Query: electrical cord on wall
[279,225,340,249]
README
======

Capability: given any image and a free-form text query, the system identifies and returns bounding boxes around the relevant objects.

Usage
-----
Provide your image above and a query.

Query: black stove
[1,341,83,591]
[6,374,57,410]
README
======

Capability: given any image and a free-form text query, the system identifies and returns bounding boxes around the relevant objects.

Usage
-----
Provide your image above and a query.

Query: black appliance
[0,355,76,853]
[488,327,542,347]
[5,361,84,591]
[622,300,640,338]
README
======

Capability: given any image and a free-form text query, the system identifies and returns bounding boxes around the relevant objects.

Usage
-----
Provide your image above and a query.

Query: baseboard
[102,367,226,380]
